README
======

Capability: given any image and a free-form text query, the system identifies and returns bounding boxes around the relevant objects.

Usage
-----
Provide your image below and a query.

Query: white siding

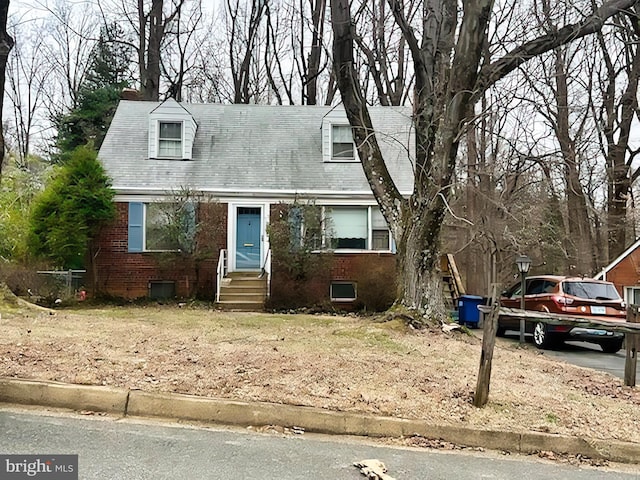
[182,117,197,160]
[321,109,351,162]
[148,118,158,158]
[148,98,197,160]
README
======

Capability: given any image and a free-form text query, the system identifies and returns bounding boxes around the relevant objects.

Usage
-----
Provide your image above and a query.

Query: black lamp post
[516,254,531,344]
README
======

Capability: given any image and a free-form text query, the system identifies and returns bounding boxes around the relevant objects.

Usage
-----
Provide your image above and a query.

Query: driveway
[498,330,638,380]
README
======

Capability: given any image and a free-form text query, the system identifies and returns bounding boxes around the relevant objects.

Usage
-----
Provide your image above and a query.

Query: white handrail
[264,248,272,298]
[216,249,227,302]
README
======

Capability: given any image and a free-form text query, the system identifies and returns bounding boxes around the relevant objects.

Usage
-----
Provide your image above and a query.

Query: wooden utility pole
[624,305,639,387]
[474,287,499,407]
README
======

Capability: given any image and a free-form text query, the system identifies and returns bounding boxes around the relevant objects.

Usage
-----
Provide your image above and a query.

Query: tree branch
[477,0,638,94]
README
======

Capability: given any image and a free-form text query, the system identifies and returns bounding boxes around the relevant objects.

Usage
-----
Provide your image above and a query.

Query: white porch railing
[260,248,272,298]
[216,249,227,302]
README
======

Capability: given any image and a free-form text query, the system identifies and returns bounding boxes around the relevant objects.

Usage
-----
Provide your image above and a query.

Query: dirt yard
[1,296,640,447]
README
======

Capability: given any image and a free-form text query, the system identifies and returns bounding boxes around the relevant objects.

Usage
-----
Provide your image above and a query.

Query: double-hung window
[158,121,183,158]
[325,207,393,251]
[371,209,391,251]
[331,125,355,160]
[328,207,367,249]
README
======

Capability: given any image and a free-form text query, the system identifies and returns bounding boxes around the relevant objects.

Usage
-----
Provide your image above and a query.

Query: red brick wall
[604,245,640,297]
[268,249,397,311]
[87,202,227,299]
[330,253,396,310]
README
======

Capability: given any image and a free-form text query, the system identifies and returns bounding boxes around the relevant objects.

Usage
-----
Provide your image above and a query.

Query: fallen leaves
[0,305,639,446]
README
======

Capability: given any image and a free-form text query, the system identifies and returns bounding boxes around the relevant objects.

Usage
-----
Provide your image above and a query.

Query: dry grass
[1,301,639,445]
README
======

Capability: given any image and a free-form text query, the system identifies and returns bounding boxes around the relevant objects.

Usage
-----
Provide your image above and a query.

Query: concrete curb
[1,377,639,464]
[0,378,128,414]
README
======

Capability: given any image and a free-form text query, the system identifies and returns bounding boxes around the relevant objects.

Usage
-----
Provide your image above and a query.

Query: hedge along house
[595,239,640,306]
[93,98,414,309]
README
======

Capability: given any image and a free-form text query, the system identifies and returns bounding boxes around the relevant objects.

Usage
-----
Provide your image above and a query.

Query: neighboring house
[92,98,414,309]
[595,239,640,306]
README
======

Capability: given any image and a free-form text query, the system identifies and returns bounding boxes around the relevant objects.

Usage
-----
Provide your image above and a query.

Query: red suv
[499,275,626,352]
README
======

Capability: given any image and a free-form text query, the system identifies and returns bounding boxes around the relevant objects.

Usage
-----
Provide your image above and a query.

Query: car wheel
[533,322,554,349]
[599,338,623,354]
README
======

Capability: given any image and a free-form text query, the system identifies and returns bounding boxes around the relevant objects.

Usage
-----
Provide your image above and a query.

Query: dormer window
[331,125,355,160]
[148,98,197,160]
[158,121,182,157]
[322,108,359,163]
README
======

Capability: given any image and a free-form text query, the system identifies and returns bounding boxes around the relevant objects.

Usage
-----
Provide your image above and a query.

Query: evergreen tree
[83,23,133,90]
[54,23,133,163]
[28,146,115,269]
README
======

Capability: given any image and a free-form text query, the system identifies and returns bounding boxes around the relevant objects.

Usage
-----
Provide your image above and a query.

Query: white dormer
[321,108,358,163]
[148,98,198,160]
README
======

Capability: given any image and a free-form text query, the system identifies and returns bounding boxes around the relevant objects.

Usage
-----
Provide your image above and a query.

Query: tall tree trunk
[551,47,596,275]
[0,0,14,180]
[304,0,326,105]
[601,8,640,261]
[143,0,163,101]
[608,146,631,260]
[331,0,639,321]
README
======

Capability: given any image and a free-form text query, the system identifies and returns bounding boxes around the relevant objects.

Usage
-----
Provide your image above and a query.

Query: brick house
[596,239,640,306]
[92,98,414,309]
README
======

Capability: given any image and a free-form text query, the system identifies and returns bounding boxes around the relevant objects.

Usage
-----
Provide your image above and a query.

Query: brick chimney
[120,88,142,101]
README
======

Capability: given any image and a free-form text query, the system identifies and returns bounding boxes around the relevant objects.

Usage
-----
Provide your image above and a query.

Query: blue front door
[236,207,261,269]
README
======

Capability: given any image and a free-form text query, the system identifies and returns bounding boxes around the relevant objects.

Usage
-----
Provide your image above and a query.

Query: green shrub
[27,146,115,269]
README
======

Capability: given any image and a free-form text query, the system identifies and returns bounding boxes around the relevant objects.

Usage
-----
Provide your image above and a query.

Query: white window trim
[157,120,184,159]
[624,286,640,306]
[329,124,357,162]
[315,206,394,253]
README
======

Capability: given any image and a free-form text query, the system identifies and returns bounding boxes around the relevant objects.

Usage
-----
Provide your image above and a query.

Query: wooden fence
[475,304,640,407]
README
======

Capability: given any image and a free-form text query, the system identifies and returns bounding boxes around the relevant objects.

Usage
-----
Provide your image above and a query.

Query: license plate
[584,329,607,335]
[590,306,606,315]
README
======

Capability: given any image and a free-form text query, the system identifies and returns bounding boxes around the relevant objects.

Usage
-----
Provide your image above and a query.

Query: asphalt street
[1,408,639,479]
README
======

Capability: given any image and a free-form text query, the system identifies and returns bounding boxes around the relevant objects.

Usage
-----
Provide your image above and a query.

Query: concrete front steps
[217,271,267,311]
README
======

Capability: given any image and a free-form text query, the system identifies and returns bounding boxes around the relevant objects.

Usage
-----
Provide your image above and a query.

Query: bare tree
[137,0,187,100]
[5,26,51,167]
[226,0,268,104]
[330,0,639,320]
[516,34,600,274]
[100,0,187,100]
[351,0,415,106]
[41,0,98,112]
[0,0,12,179]
[161,0,203,100]
[594,6,640,261]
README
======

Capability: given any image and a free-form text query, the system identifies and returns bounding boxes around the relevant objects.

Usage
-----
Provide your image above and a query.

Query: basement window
[149,281,175,300]
[330,281,357,302]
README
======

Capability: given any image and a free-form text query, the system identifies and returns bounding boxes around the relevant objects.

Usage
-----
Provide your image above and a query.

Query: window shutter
[128,202,144,252]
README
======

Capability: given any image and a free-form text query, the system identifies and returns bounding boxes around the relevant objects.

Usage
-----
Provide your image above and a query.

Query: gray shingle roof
[99,101,415,198]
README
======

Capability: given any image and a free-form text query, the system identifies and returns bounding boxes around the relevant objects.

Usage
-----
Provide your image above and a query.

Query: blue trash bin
[457,295,484,327]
